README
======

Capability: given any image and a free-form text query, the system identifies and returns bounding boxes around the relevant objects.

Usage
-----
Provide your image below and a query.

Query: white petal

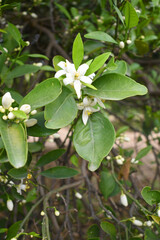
[96,98,105,108]
[82,110,89,125]
[77,103,84,110]
[67,62,76,74]
[74,80,82,99]
[55,70,66,78]
[77,64,89,76]
[88,73,95,79]
[90,106,100,112]
[80,76,92,84]
[63,77,74,85]
[25,118,37,127]
[57,61,66,69]
[83,97,91,106]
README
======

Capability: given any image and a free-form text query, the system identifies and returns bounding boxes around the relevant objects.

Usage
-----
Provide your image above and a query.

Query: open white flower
[55,60,95,99]
[2,92,14,109]
[16,180,27,195]
[77,96,101,125]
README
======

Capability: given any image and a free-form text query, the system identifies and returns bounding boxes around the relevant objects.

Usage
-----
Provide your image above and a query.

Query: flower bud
[41,211,45,216]
[120,193,128,207]
[7,199,14,211]
[2,115,8,120]
[75,192,82,199]
[119,41,125,49]
[157,208,160,217]
[132,218,143,226]
[8,112,15,120]
[55,210,60,216]
[126,39,132,45]
[0,106,5,113]
[30,110,37,115]
[20,104,31,114]
[8,107,13,111]
[11,238,17,240]
[25,118,37,127]
[144,220,152,227]
[2,92,14,109]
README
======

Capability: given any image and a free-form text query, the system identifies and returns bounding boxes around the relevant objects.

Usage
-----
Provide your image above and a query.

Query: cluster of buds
[0,92,37,127]
[117,134,130,143]
[115,155,125,165]
[119,39,132,49]
[144,220,154,227]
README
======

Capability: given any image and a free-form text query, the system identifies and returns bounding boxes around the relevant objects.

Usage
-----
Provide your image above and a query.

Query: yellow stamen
[75,72,79,78]
[27,173,32,179]
[87,111,92,116]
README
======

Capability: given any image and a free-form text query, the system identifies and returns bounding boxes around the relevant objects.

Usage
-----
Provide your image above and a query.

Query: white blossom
[2,92,14,109]
[144,220,153,227]
[25,118,37,127]
[77,96,101,125]
[20,104,31,114]
[8,112,15,120]
[16,180,27,195]
[115,155,125,165]
[7,199,14,211]
[120,193,128,207]
[126,39,132,45]
[55,60,95,99]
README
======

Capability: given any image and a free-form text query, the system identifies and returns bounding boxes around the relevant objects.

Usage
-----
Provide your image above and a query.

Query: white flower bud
[0,106,5,113]
[8,112,15,120]
[11,238,17,240]
[55,210,60,216]
[20,104,31,114]
[22,11,27,15]
[157,208,160,217]
[75,192,82,199]
[25,41,30,46]
[8,107,13,111]
[126,39,132,45]
[132,219,143,226]
[7,199,14,211]
[30,110,37,115]
[25,118,37,127]
[119,41,125,49]
[14,107,18,111]
[2,115,8,120]
[120,193,128,207]
[41,211,45,216]
[53,133,60,139]
[144,220,152,227]
[2,92,14,109]
[30,13,38,18]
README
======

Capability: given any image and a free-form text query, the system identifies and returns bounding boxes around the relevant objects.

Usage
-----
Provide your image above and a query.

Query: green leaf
[81,81,97,90]
[86,52,111,76]
[45,87,78,129]
[36,149,66,167]
[87,224,100,238]
[100,221,116,240]
[114,6,124,25]
[73,112,115,171]
[53,55,65,72]
[28,142,43,153]
[27,112,57,137]
[41,166,79,179]
[72,33,84,70]
[28,54,49,60]
[85,31,117,44]
[7,22,21,44]
[6,221,22,240]
[135,146,152,161]
[40,65,55,71]
[70,154,79,167]
[12,110,27,119]
[0,119,28,168]
[105,60,127,75]
[84,73,148,100]
[0,228,7,233]
[8,167,27,179]
[141,186,160,206]
[6,64,40,79]
[116,126,129,137]
[26,188,37,202]
[20,78,62,110]
[99,170,116,199]
[55,2,71,20]
[144,228,160,240]
[124,1,139,29]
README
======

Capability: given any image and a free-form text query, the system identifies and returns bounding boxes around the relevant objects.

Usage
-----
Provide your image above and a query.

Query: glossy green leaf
[28,54,49,60]
[28,142,43,153]
[0,118,27,168]
[84,73,148,100]
[7,22,21,44]
[6,64,40,79]
[87,224,100,238]
[53,55,65,72]
[6,221,22,240]
[105,60,127,75]
[141,186,160,206]
[100,221,116,240]
[85,31,117,44]
[135,145,152,160]
[8,167,27,179]
[73,112,115,171]
[99,170,116,199]
[41,166,79,179]
[26,188,37,202]
[124,1,139,29]
[12,110,27,119]
[41,65,55,71]
[72,33,84,70]
[20,78,62,110]
[27,112,57,137]
[86,52,111,76]
[45,87,77,129]
[36,149,66,167]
